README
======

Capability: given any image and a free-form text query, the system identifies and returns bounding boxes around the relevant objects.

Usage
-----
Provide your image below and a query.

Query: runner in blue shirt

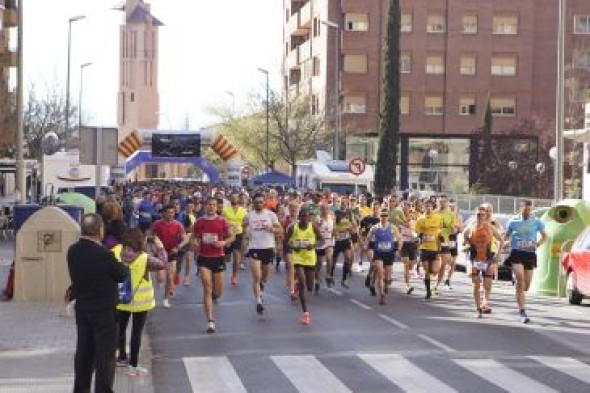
[503,200,548,324]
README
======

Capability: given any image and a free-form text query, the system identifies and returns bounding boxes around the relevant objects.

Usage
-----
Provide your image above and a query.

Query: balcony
[0,50,16,67]
[299,39,311,62]
[3,8,18,28]
[287,47,300,70]
[299,0,311,28]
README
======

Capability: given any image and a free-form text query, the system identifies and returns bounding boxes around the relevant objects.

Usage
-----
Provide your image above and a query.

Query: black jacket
[67,238,129,311]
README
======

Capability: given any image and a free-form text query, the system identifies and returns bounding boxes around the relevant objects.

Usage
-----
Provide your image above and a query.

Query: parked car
[561,226,590,305]
[455,213,514,280]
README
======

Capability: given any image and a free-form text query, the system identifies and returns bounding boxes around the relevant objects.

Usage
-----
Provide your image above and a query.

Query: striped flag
[210,134,238,161]
[118,130,142,158]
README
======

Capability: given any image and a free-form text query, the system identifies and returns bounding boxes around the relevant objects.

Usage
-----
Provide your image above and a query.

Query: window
[459,97,476,115]
[401,13,413,32]
[574,15,590,34]
[313,57,320,76]
[491,56,517,76]
[344,54,368,73]
[493,15,518,34]
[425,96,444,115]
[462,15,478,34]
[400,95,410,115]
[400,54,412,73]
[460,55,476,75]
[574,51,590,69]
[343,95,367,114]
[491,97,517,116]
[130,92,135,102]
[427,15,446,33]
[345,13,369,32]
[426,55,445,74]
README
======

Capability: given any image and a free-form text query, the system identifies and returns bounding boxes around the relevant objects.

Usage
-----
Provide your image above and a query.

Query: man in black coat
[67,213,129,393]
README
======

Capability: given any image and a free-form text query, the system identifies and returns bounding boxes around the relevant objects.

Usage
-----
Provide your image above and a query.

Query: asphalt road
[147,261,590,393]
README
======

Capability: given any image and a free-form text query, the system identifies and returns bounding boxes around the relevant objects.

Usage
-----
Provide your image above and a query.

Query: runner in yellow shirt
[222,192,248,286]
[414,200,443,299]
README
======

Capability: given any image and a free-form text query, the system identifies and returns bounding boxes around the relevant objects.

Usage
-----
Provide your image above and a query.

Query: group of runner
[124,184,547,332]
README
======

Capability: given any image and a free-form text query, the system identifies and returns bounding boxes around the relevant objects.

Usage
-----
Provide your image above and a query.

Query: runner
[314,203,334,293]
[137,192,154,233]
[503,200,548,323]
[434,195,456,294]
[244,193,282,315]
[464,207,503,318]
[365,208,402,305]
[192,197,233,333]
[152,204,189,308]
[480,202,501,313]
[414,200,443,299]
[441,199,463,290]
[285,207,323,325]
[360,203,380,295]
[178,199,197,287]
[399,201,419,295]
[331,197,356,288]
[222,192,248,286]
[281,201,300,299]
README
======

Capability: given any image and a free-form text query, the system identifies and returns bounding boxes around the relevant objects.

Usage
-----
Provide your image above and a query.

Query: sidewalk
[0,238,155,393]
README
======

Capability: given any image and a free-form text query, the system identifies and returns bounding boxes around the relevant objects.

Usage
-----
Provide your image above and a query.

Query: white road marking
[272,355,352,393]
[349,299,372,310]
[417,334,457,353]
[184,357,247,393]
[378,313,409,329]
[454,358,558,393]
[530,356,590,384]
[328,288,343,296]
[359,354,457,392]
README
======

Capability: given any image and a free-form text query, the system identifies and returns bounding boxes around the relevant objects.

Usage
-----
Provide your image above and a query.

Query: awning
[118,130,142,158]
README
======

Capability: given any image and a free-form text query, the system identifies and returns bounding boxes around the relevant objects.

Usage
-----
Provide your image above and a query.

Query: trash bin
[531,199,590,296]
[14,206,81,301]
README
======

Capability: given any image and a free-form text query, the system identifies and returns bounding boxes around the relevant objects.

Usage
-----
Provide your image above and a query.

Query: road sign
[348,157,366,176]
[79,127,119,165]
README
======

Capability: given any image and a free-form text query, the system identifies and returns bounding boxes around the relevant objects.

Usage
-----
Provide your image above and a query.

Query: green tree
[477,99,493,186]
[374,0,400,196]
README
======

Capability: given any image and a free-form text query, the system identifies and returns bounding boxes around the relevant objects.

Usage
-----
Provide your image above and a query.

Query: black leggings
[117,310,148,367]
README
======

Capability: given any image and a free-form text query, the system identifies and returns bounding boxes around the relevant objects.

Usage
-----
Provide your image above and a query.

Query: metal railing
[448,193,554,215]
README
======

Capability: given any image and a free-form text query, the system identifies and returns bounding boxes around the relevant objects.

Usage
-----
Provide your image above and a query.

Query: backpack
[118,270,144,304]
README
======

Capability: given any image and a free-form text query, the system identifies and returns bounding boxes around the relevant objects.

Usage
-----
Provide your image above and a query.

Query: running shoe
[231,275,238,286]
[444,280,453,291]
[369,286,377,296]
[162,299,171,309]
[127,365,149,376]
[406,286,414,295]
[476,308,483,319]
[519,310,530,324]
[256,302,264,315]
[482,305,492,314]
[301,312,311,326]
[206,321,216,333]
[379,295,386,305]
[341,280,349,289]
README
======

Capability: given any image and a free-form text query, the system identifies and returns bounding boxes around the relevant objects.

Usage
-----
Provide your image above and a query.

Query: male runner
[360,204,380,295]
[315,203,334,293]
[244,193,282,315]
[365,208,402,305]
[400,201,419,294]
[503,200,547,323]
[192,197,233,333]
[222,192,248,286]
[464,207,502,318]
[415,200,443,299]
[331,197,356,288]
[285,207,323,325]
[152,204,189,308]
[480,202,500,313]
[434,195,456,294]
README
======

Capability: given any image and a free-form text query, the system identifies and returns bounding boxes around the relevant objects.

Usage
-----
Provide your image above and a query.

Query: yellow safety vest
[112,245,156,313]
[222,206,247,235]
[290,224,317,267]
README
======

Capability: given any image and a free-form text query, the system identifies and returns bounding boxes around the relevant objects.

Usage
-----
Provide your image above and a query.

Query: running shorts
[401,242,418,260]
[197,256,226,273]
[506,250,537,270]
[420,250,439,262]
[374,251,395,266]
[334,239,352,257]
[247,248,275,265]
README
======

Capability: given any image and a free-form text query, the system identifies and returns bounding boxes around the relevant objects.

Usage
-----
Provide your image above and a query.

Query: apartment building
[283,0,590,192]
[0,0,17,148]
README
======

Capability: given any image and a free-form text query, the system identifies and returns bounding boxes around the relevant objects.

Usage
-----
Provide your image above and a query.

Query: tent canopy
[251,171,293,186]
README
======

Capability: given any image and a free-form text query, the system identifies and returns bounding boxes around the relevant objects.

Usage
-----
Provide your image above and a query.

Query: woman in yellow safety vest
[112,228,164,376]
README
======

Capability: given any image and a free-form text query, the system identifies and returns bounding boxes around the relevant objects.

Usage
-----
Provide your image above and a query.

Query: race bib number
[423,235,436,243]
[402,227,414,237]
[336,233,350,241]
[472,260,488,271]
[377,241,392,251]
[140,212,151,219]
[442,241,456,248]
[517,241,535,250]
[203,233,218,245]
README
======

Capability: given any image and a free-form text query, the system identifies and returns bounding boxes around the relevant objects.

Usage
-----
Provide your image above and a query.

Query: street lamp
[554,0,566,202]
[78,62,92,134]
[321,19,342,160]
[257,67,270,171]
[65,15,86,151]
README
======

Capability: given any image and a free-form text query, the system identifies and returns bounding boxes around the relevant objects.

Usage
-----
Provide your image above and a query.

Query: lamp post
[321,20,342,160]
[15,0,25,204]
[554,0,566,202]
[257,67,270,171]
[78,62,92,133]
[65,15,86,151]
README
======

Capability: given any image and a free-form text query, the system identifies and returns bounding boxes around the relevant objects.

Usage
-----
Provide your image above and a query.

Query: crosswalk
[183,353,590,393]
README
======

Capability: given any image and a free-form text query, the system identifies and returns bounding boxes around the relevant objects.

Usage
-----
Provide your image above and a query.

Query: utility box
[14,207,81,301]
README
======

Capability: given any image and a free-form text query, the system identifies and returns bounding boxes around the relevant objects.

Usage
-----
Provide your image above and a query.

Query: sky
[23,0,284,129]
